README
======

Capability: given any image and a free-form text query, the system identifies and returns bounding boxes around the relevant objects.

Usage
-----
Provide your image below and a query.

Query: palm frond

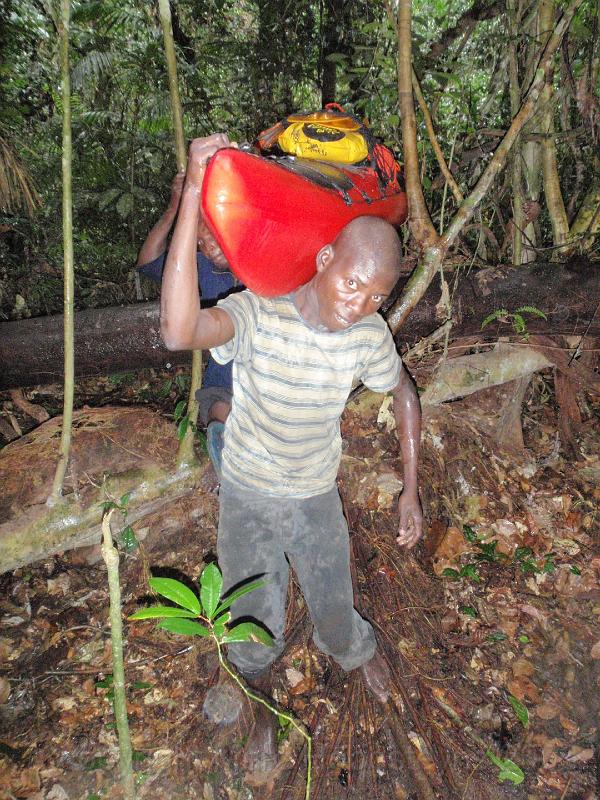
[0,135,42,217]
[72,50,116,90]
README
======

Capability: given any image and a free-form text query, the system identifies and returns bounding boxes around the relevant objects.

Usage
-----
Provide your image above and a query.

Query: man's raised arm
[160,134,235,352]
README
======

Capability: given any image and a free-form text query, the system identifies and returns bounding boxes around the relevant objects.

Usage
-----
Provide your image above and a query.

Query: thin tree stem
[157,0,201,468]
[49,0,75,505]
[101,511,135,800]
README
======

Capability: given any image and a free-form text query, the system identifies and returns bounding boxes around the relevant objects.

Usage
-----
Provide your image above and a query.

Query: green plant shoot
[129,564,313,799]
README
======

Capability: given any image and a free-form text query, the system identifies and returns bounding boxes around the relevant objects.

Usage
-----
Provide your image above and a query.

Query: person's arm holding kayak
[161,134,235,352]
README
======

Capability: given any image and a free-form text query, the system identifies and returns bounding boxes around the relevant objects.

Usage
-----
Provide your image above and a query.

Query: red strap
[324,102,346,113]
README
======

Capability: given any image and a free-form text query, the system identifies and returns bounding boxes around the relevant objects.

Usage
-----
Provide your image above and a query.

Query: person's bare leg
[207,399,230,424]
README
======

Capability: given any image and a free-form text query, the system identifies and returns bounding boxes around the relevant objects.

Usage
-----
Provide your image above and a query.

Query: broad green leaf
[222,622,273,646]
[212,614,228,639]
[149,577,201,614]
[129,606,198,620]
[177,416,189,442]
[508,695,529,728]
[485,750,525,784]
[200,563,222,620]
[487,631,507,642]
[441,568,460,580]
[157,618,210,637]
[120,525,138,553]
[214,579,267,616]
[459,606,477,618]
[119,491,132,507]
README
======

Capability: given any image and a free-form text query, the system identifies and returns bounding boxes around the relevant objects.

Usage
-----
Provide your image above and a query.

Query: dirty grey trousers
[217,478,376,676]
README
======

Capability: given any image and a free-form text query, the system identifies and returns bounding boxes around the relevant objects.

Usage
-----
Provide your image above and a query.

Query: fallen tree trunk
[0,302,191,390]
[1,265,598,390]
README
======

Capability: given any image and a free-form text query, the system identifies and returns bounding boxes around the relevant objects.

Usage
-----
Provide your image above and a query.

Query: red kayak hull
[201,148,407,297]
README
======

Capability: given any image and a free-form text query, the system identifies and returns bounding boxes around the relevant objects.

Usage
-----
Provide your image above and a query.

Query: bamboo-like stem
[101,510,135,800]
[538,0,570,253]
[157,0,201,468]
[507,0,524,265]
[387,0,440,250]
[48,0,75,505]
[386,0,584,332]
[441,0,584,252]
[215,640,312,800]
[411,68,464,205]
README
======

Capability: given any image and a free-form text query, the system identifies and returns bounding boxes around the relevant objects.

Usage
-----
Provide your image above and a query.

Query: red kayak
[201,148,407,297]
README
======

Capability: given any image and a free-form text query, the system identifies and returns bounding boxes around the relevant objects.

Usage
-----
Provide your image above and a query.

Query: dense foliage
[0,0,598,320]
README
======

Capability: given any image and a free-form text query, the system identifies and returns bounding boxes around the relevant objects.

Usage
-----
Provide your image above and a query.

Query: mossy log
[0,406,207,574]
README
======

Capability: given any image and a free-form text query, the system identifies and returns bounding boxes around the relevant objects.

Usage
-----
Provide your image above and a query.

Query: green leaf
[157,618,210,637]
[158,379,173,398]
[212,613,229,639]
[570,565,581,575]
[95,675,113,688]
[514,305,547,320]
[132,750,147,762]
[514,546,533,561]
[462,525,477,542]
[485,750,525,784]
[129,606,199,620]
[177,415,189,442]
[131,681,153,690]
[519,559,540,575]
[214,579,267,616]
[508,695,529,728]
[441,568,460,580]
[512,313,526,335]
[119,491,132,508]
[174,399,186,422]
[85,756,108,771]
[149,577,201,614]
[459,606,477,618]
[481,309,507,329]
[222,622,274,646]
[120,525,139,553]
[487,631,507,642]
[474,540,499,562]
[518,634,529,644]
[200,563,223,620]
[460,564,481,582]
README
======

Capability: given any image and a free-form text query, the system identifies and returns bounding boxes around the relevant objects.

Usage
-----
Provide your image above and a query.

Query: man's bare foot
[360,649,391,704]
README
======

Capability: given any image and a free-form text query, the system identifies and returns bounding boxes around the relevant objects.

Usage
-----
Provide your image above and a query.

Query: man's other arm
[160,135,234,352]
[136,171,184,267]
[391,366,423,548]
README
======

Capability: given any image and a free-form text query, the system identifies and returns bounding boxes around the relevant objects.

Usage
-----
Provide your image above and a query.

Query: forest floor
[0,367,599,800]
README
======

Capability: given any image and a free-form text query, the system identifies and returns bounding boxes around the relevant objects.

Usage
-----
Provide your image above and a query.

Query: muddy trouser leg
[217,480,288,676]
[287,486,376,672]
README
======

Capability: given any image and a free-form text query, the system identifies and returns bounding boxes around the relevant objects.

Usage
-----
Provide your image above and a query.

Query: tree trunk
[0,302,190,390]
[1,265,598,391]
[538,0,570,253]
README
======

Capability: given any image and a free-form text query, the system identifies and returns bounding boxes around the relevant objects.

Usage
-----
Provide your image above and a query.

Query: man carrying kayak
[161,133,424,773]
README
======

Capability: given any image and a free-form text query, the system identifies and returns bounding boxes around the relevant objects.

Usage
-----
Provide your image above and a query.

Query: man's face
[315,246,397,332]
[197,216,229,269]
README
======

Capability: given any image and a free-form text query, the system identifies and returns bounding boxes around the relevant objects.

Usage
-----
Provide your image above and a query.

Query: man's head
[311,216,402,332]
[197,215,230,269]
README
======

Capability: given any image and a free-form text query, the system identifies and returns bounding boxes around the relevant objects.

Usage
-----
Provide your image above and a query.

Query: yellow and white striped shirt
[211,291,402,498]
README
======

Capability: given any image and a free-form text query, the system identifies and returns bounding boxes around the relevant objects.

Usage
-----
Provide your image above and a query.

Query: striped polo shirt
[211,291,402,498]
